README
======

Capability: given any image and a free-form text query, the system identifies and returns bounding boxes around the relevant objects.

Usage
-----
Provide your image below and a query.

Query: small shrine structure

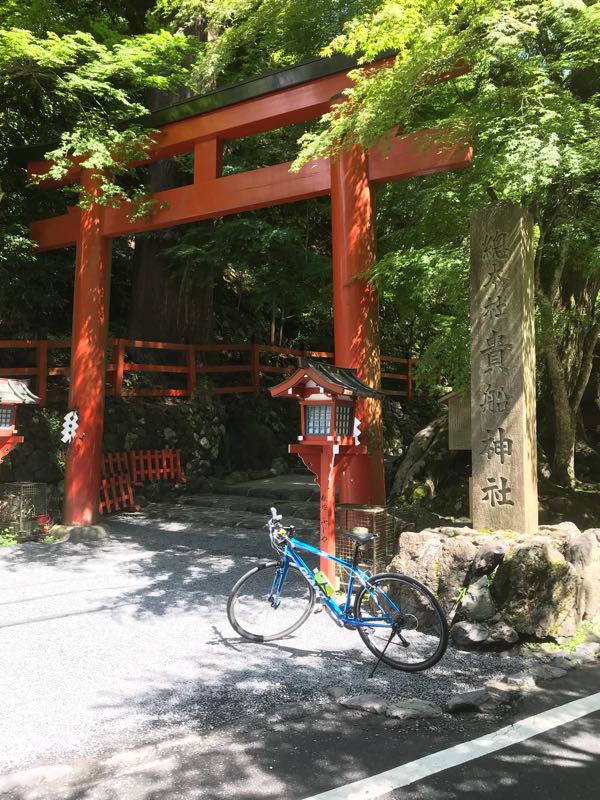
[0,379,39,462]
[270,361,380,581]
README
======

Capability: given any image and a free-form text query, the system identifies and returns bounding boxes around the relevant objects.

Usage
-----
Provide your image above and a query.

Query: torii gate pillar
[331,146,385,505]
[63,173,112,524]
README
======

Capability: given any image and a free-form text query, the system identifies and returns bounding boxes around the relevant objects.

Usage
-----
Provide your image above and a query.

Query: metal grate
[335,504,397,585]
[0,482,48,533]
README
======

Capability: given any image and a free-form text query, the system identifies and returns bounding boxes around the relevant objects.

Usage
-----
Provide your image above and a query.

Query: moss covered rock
[388,527,477,612]
[492,542,580,640]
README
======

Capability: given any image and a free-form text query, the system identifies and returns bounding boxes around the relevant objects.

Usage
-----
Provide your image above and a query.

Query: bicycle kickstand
[369,627,409,678]
[369,631,395,678]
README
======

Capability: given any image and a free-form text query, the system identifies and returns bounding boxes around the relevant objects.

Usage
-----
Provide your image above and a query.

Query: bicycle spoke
[228,562,315,642]
[354,573,448,672]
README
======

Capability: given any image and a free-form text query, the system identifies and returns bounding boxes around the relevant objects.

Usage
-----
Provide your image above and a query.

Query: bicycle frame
[271,536,400,628]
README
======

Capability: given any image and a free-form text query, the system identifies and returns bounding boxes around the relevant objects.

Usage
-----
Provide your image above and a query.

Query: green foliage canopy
[0,4,196,330]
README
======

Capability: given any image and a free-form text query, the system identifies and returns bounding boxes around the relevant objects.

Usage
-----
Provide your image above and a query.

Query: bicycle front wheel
[354,573,448,672]
[227,561,315,642]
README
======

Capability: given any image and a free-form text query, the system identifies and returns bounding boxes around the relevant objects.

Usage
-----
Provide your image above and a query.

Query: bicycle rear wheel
[354,573,448,672]
[227,561,315,642]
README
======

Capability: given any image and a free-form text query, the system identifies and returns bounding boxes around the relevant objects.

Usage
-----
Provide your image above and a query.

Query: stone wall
[0,406,64,485]
[0,394,226,495]
[388,523,600,646]
[2,394,431,492]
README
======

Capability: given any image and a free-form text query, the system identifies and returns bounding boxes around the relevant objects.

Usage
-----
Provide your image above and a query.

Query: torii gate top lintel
[28,53,472,251]
[21,51,375,167]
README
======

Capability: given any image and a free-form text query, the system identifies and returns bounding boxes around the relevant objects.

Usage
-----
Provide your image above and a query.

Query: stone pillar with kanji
[470,204,538,533]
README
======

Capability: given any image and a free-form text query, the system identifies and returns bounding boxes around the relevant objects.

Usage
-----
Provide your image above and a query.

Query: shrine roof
[270,360,381,399]
[439,390,465,404]
[12,51,392,163]
[0,379,39,405]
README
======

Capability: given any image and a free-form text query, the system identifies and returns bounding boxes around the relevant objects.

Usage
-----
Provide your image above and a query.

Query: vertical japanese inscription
[470,205,537,533]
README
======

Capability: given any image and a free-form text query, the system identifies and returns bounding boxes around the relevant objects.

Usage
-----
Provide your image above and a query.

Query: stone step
[180,492,320,521]
[143,498,319,537]
[207,473,321,503]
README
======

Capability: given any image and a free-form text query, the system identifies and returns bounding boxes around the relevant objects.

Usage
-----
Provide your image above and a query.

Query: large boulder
[436,536,478,608]
[388,530,443,592]
[566,529,600,621]
[492,541,580,640]
[450,618,518,650]
[389,525,600,643]
[461,575,497,621]
[450,621,490,648]
[471,542,507,576]
[388,528,476,611]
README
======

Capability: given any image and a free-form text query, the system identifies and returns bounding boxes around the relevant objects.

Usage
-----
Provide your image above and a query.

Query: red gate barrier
[101,451,131,479]
[99,448,185,515]
[99,475,139,514]
[128,448,186,485]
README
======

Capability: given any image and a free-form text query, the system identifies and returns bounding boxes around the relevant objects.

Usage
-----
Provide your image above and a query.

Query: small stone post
[470,204,538,533]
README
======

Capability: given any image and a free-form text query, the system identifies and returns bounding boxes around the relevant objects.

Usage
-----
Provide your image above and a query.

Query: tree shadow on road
[2,696,598,800]
[0,513,269,626]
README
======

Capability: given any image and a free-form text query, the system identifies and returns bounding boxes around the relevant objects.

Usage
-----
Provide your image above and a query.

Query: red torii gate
[26,54,471,525]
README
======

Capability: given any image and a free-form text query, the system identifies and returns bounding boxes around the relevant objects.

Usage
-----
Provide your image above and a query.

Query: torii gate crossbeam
[25,54,472,524]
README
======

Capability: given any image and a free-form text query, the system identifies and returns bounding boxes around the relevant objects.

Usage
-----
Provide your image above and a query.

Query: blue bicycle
[227,508,448,672]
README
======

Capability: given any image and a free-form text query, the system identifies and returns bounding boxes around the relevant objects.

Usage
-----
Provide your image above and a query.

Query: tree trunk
[537,274,599,485]
[127,102,218,341]
[127,18,216,344]
[551,401,577,485]
[533,184,600,485]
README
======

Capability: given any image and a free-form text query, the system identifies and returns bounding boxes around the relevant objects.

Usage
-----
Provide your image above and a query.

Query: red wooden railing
[0,338,416,406]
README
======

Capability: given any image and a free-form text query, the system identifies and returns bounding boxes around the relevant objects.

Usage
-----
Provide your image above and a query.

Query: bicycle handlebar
[267,507,295,551]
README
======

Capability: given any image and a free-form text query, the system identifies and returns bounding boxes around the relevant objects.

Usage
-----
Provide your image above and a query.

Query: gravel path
[0,508,527,775]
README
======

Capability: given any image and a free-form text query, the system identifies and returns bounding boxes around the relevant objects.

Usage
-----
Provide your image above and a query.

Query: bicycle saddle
[339,528,377,546]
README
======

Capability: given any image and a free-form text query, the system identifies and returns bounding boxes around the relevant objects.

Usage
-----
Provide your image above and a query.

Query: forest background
[0,0,599,487]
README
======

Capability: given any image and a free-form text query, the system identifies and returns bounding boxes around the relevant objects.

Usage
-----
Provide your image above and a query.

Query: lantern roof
[0,379,39,405]
[269,360,381,399]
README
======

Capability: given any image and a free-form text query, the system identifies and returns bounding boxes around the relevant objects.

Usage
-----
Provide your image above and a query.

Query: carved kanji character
[482,264,507,291]
[481,476,514,507]
[483,294,507,319]
[481,330,512,374]
[481,427,513,464]
[480,384,511,413]
[482,231,510,267]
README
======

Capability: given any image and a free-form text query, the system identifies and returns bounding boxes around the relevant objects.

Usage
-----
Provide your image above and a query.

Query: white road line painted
[303,691,600,800]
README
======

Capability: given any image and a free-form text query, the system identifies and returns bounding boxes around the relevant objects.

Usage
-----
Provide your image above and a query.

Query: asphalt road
[0,509,527,777]
[1,505,599,800]
[386,710,600,800]
[1,656,598,799]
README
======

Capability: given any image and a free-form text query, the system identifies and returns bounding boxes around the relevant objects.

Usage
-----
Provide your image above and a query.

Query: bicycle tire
[227,561,315,642]
[354,572,448,672]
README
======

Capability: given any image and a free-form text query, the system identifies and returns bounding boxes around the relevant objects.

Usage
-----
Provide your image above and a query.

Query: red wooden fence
[128,448,185,484]
[0,338,416,406]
